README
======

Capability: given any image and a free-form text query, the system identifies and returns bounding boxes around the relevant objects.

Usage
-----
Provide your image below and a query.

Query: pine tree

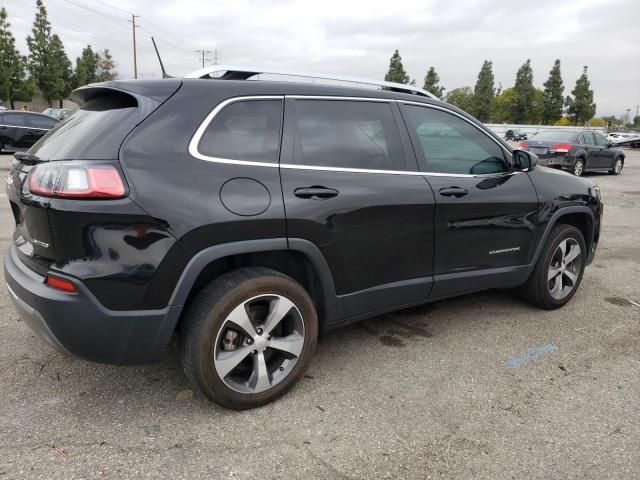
[423,66,444,99]
[472,60,494,122]
[542,59,564,124]
[50,34,72,107]
[513,59,534,123]
[565,66,596,125]
[384,49,410,84]
[445,87,474,112]
[0,8,32,109]
[96,49,117,82]
[74,45,98,88]
[26,0,59,106]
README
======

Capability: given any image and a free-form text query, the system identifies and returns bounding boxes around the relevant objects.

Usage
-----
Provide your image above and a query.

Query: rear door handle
[439,187,468,198]
[294,186,339,200]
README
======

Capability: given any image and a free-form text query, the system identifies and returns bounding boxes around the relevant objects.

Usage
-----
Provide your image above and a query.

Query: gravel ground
[0,148,638,479]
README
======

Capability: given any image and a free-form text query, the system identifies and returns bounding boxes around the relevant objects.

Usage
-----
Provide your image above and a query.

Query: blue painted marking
[506,343,558,368]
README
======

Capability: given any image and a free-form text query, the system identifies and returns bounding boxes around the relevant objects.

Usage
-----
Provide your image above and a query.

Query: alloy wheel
[547,238,582,300]
[573,160,584,176]
[213,294,305,394]
[614,159,622,174]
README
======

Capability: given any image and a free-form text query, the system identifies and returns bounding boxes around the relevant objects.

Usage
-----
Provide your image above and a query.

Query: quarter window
[403,105,507,175]
[198,99,283,163]
[292,100,408,171]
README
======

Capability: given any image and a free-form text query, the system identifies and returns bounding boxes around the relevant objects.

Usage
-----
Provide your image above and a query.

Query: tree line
[0,1,117,109]
[384,50,602,126]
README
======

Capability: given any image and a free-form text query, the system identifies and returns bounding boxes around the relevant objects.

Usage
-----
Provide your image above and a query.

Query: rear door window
[197,99,283,163]
[2,113,26,127]
[580,133,595,145]
[27,114,56,129]
[292,100,408,171]
[402,104,507,175]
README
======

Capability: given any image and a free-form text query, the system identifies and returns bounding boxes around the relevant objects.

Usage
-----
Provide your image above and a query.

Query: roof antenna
[151,37,173,78]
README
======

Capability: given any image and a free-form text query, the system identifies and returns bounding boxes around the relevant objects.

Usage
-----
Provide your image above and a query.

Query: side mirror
[512,149,538,171]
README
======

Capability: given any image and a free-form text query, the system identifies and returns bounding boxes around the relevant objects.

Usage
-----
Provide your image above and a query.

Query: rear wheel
[180,267,318,409]
[521,224,586,309]
[573,158,585,176]
[609,157,623,175]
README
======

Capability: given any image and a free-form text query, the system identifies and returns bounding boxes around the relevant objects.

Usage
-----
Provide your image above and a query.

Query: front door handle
[294,186,339,200]
[439,187,468,198]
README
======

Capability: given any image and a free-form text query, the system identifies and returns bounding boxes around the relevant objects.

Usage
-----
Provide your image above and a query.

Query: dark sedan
[0,111,58,153]
[520,130,625,176]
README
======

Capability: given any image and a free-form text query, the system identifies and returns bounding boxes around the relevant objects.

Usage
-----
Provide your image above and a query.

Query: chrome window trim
[0,124,50,131]
[189,95,517,178]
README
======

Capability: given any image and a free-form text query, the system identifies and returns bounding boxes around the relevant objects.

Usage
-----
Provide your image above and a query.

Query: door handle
[294,186,339,200]
[439,187,468,198]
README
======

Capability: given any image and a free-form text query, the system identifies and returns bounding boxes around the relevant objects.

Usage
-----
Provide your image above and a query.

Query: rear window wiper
[14,152,44,163]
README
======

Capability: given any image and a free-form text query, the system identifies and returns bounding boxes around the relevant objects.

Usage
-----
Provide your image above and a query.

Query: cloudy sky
[4,0,640,117]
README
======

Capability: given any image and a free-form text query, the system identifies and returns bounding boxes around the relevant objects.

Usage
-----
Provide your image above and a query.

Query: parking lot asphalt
[0,148,638,480]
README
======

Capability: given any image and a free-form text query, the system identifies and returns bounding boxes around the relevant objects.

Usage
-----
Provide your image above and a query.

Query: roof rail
[184,65,437,99]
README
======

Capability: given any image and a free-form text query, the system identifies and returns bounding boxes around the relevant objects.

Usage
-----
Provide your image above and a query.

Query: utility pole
[129,14,140,79]
[195,49,213,68]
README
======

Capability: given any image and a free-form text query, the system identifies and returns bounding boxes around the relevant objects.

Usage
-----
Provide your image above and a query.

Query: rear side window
[2,113,26,127]
[292,100,407,171]
[593,132,608,146]
[403,105,506,175]
[28,114,55,129]
[198,100,283,163]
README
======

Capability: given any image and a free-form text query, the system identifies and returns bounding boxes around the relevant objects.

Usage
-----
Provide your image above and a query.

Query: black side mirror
[512,149,538,171]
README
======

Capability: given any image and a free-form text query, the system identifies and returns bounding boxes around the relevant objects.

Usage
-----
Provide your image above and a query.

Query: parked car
[520,130,625,176]
[0,111,58,153]
[505,129,527,141]
[42,108,74,120]
[5,68,603,409]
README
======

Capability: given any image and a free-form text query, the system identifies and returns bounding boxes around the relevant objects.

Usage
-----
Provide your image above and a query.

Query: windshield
[530,130,577,142]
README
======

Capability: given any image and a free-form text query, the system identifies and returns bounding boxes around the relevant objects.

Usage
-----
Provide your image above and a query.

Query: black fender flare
[526,206,596,276]
[167,238,341,320]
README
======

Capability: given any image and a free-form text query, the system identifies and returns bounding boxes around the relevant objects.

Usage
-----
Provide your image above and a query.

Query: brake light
[28,163,126,199]
[45,274,78,293]
[550,143,573,153]
[519,142,529,149]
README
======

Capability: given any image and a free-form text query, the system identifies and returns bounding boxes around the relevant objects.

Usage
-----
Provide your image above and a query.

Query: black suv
[0,111,58,152]
[4,68,603,409]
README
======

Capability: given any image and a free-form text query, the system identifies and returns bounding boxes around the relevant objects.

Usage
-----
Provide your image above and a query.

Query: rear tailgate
[7,80,181,275]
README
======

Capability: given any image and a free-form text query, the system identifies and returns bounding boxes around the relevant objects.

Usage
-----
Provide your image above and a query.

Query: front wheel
[609,157,623,175]
[180,268,318,409]
[521,224,586,309]
[573,158,585,176]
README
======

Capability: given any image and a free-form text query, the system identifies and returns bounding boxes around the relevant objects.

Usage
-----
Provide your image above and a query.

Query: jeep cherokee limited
[4,66,603,409]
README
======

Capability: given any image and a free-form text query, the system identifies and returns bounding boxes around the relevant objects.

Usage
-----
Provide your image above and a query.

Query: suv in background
[505,129,527,141]
[521,129,625,176]
[4,67,603,409]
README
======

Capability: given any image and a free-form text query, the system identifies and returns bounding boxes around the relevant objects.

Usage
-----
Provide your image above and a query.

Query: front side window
[292,100,407,171]
[403,105,507,175]
[580,133,595,145]
[593,132,608,146]
[198,99,283,163]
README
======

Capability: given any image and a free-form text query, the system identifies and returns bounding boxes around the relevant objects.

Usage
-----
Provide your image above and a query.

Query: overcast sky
[4,0,640,117]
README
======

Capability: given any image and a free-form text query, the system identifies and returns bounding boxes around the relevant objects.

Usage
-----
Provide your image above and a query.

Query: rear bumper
[537,155,573,169]
[4,244,182,365]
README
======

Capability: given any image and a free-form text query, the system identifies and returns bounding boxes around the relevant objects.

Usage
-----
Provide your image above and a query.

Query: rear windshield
[530,130,577,142]
[29,91,147,160]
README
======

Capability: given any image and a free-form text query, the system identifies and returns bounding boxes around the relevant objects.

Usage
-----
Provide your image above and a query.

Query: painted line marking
[506,343,558,368]
[629,300,640,307]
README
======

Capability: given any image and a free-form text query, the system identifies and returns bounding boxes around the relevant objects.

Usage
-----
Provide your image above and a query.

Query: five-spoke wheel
[547,238,582,300]
[180,268,317,409]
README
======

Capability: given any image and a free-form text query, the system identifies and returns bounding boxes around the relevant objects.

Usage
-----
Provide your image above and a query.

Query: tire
[180,267,318,409]
[572,158,585,176]
[521,224,586,310]
[608,157,623,175]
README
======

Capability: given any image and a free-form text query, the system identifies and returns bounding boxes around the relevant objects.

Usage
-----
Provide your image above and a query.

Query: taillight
[28,163,126,199]
[519,142,529,149]
[550,143,573,153]
[45,274,78,293]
